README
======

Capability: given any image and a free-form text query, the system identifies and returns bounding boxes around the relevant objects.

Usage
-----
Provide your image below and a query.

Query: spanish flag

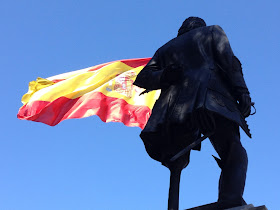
[17,58,160,129]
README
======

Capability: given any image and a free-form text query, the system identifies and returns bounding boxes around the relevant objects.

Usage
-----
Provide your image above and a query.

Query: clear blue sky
[1,1,279,209]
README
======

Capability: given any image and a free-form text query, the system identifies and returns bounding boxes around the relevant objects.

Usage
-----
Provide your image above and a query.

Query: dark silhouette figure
[134,17,252,210]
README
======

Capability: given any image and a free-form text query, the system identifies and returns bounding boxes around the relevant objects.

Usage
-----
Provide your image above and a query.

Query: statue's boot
[217,141,248,209]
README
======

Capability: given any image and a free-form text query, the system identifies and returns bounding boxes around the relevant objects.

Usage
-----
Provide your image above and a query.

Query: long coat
[134,25,250,163]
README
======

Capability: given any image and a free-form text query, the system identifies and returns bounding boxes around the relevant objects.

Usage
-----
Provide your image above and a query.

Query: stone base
[185,202,267,210]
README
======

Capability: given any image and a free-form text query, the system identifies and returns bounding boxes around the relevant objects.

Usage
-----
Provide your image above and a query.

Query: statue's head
[177,17,206,36]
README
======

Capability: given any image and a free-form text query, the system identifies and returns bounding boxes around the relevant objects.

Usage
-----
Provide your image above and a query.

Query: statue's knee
[229,142,248,168]
[234,142,247,160]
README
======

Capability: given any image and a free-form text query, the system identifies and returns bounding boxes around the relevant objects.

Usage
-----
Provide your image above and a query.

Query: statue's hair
[178,17,206,36]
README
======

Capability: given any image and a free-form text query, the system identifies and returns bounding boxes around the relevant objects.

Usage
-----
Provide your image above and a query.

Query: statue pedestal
[185,202,268,210]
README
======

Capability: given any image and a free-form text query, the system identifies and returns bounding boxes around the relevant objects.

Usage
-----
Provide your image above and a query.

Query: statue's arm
[212,25,250,98]
[212,25,251,117]
[133,51,163,90]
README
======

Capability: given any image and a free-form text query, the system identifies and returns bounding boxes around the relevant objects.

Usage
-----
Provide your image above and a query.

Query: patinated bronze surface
[134,17,252,210]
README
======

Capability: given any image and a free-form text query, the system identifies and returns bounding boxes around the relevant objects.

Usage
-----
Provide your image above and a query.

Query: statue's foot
[217,199,247,209]
[185,202,258,210]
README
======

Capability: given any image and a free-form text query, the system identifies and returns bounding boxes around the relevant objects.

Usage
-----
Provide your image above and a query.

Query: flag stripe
[46,58,150,82]
[22,62,157,108]
[18,91,151,129]
[121,58,151,68]
[25,62,139,103]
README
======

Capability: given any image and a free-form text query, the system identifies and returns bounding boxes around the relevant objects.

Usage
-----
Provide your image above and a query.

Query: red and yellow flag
[17,58,160,129]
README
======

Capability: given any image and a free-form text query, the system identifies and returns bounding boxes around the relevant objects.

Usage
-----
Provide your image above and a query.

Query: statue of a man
[133,17,252,209]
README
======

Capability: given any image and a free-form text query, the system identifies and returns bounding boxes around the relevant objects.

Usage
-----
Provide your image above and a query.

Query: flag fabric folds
[17,58,161,129]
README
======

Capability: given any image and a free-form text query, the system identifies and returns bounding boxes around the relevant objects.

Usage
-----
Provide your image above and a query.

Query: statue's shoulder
[156,25,225,53]
[156,37,177,53]
[209,25,222,29]
[209,25,227,34]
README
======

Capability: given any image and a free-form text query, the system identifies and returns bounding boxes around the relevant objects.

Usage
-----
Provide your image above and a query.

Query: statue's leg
[163,122,195,210]
[209,115,248,209]
[167,152,190,210]
[168,167,182,210]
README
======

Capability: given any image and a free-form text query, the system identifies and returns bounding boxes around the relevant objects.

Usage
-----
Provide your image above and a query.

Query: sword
[170,132,214,162]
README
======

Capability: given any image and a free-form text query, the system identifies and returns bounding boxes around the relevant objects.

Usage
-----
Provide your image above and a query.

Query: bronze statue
[134,17,252,210]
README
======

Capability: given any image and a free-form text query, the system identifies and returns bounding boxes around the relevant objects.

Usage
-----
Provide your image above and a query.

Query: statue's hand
[160,64,183,88]
[239,93,251,118]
